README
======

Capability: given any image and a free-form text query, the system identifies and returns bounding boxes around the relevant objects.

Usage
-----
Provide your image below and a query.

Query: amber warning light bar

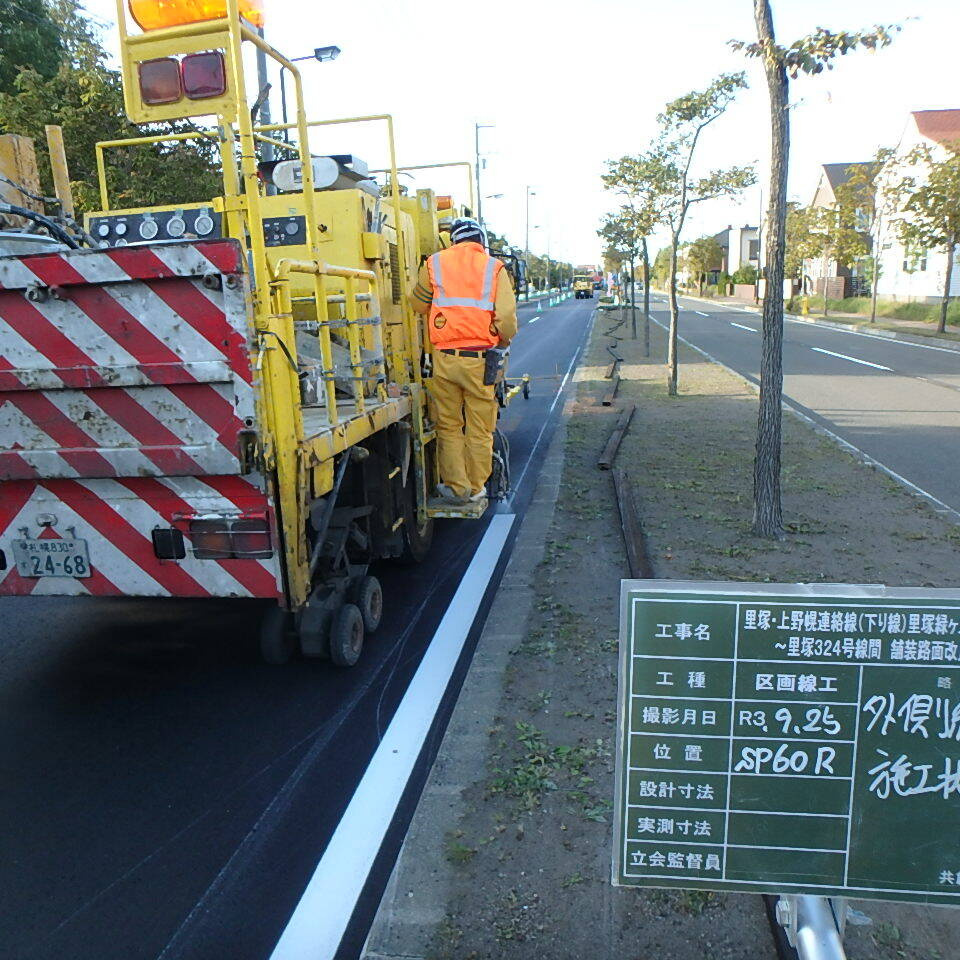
[128,0,264,31]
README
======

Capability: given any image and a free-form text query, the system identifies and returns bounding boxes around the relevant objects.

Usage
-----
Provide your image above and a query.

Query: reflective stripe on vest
[430,252,497,311]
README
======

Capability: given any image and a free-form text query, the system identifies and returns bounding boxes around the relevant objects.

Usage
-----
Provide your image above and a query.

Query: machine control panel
[262,215,307,247]
[86,207,222,248]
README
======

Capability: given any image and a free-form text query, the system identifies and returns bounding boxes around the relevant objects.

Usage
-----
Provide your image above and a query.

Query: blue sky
[84,0,959,265]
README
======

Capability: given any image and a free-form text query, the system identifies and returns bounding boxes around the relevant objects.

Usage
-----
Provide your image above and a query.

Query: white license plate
[12,538,92,578]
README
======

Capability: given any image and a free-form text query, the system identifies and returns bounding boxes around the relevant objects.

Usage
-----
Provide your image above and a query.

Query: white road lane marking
[730,322,757,333]
[694,310,710,317]
[268,514,516,960]
[529,316,539,323]
[811,347,891,371]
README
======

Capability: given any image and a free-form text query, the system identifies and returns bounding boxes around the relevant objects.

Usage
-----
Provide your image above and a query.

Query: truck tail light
[182,51,226,100]
[190,519,232,558]
[189,517,273,559]
[230,518,272,559]
[138,57,182,105]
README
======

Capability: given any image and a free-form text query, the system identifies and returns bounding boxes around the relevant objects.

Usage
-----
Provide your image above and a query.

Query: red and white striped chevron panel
[0,240,255,481]
[0,474,282,599]
[0,240,283,599]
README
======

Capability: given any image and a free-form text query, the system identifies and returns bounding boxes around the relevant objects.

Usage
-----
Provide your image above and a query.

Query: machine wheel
[352,575,383,633]
[398,481,434,564]
[259,605,297,664]
[329,603,364,667]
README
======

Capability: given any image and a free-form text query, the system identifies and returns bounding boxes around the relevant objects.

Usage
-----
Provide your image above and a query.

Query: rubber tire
[260,605,297,664]
[329,603,364,667]
[398,482,434,564]
[354,575,383,633]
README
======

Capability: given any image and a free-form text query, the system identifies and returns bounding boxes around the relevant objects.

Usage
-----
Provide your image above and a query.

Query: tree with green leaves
[598,205,647,345]
[602,155,662,354]
[784,202,817,282]
[732,4,897,538]
[685,235,723,295]
[0,0,63,94]
[808,197,869,316]
[836,149,896,322]
[0,0,220,213]
[613,77,754,396]
[893,143,960,334]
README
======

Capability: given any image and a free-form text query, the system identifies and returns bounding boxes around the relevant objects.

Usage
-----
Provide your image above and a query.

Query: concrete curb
[662,290,960,353]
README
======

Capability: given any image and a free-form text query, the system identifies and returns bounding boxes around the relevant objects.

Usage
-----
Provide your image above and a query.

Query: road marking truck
[0,0,525,665]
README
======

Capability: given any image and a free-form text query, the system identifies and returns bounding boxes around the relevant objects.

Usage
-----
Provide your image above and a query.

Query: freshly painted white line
[694,310,711,317]
[811,347,891,371]
[528,316,539,324]
[730,322,757,333]
[268,514,516,960]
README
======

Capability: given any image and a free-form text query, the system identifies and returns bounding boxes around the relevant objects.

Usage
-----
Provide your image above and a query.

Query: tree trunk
[938,241,954,334]
[642,237,651,358]
[822,250,829,317]
[630,256,637,339]
[752,0,787,539]
[667,238,679,396]
[870,222,882,323]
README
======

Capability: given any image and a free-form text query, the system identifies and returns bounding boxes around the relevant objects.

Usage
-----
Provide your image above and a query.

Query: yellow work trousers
[430,350,497,498]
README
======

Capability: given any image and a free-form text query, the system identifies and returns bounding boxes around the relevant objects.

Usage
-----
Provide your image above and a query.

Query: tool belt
[439,347,489,358]
[437,346,509,387]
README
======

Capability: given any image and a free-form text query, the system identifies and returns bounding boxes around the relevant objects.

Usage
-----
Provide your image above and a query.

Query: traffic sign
[613,581,960,904]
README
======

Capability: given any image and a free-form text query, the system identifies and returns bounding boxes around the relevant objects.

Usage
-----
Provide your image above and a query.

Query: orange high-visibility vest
[426,242,504,349]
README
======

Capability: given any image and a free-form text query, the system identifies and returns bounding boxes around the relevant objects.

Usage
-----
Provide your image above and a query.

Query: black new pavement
[0,296,594,960]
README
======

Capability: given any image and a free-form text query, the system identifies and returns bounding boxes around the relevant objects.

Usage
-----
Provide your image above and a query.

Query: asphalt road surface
[648,294,960,515]
[0,294,593,960]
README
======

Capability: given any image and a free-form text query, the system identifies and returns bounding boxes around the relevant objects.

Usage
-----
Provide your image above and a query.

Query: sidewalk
[364,309,960,960]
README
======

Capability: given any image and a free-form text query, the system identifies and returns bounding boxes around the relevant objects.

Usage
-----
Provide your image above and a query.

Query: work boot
[436,483,469,505]
[468,490,487,503]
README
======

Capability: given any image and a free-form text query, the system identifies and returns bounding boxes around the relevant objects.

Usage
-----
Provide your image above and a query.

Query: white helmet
[450,217,487,246]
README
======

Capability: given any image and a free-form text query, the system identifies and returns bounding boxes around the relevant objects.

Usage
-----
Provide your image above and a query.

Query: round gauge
[98,239,110,248]
[139,219,159,240]
[194,213,214,236]
[114,221,128,237]
[114,238,128,247]
[284,220,299,236]
[166,216,186,238]
[96,222,110,238]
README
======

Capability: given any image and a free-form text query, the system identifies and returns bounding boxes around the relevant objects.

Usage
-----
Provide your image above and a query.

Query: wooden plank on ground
[601,376,621,406]
[612,467,655,578]
[597,402,635,470]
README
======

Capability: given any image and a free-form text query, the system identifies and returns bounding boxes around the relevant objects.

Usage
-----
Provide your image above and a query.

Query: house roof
[821,162,871,192]
[912,109,960,146]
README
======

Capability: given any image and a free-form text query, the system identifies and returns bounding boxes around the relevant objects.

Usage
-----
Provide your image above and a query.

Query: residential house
[802,161,873,299]
[712,224,759,278]
[875,109,960,304]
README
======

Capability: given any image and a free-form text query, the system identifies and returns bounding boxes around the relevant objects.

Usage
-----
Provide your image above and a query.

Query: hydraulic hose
[0,203,79,249]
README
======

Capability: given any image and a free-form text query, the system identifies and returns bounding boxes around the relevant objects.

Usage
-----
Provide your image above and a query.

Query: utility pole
[524,186,535,299]
[255,29,274,165]
[475,122,494,225]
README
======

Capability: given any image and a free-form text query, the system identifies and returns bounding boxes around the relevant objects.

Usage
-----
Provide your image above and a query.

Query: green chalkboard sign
[613,581,960,905]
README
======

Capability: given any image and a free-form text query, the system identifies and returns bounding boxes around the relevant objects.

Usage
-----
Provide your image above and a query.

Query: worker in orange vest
[409,217,518,505]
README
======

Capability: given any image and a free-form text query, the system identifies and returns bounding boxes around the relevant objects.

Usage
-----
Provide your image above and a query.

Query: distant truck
[573,274,594,299]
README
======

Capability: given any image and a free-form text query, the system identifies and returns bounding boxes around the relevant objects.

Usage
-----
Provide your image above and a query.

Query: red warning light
[138,57,182,105]
[182,51,226,99]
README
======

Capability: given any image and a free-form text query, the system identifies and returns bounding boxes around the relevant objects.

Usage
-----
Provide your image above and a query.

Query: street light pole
[524,186,535,299]
[475,122,494,225]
